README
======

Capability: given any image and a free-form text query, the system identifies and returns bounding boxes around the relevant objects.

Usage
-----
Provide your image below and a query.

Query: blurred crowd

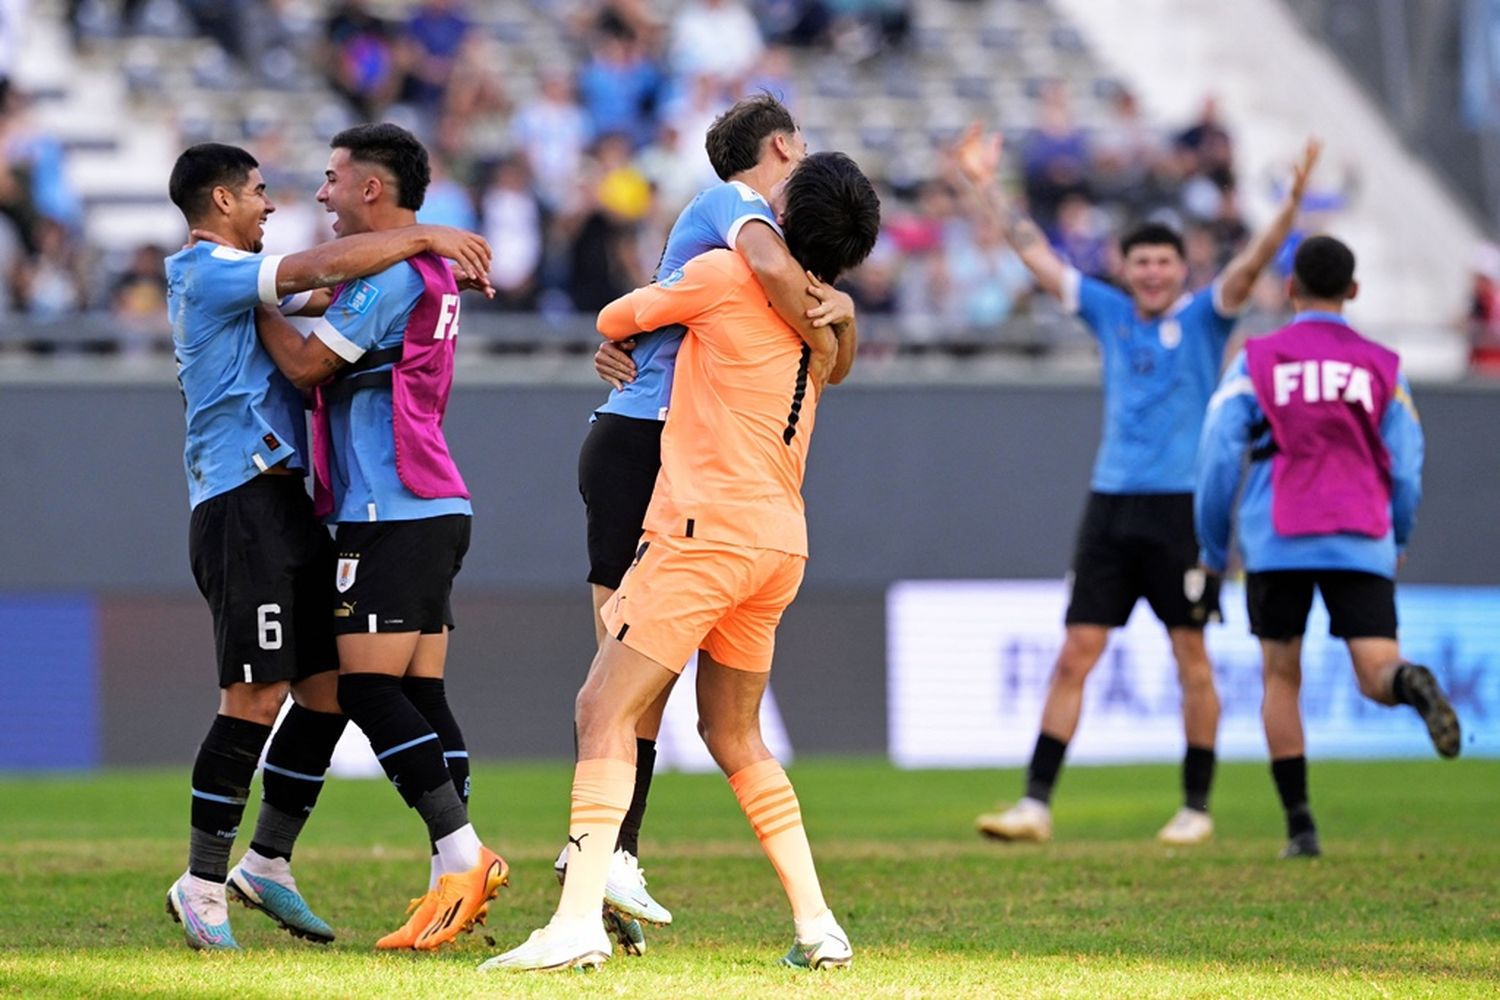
[5,0,1494,373]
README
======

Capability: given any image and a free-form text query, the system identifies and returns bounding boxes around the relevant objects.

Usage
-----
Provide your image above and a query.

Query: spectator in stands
[15,218,87,319]
[512,69,594,213]
[827,0,912,63]
[479,155,543,312]
[417,156,479,231]
[1049,194,1111,279]
[399,0,471,112]
[563,132,649,311]
[1467,242,1500,374]
[754,0,831,47]
[1022,81,1090,230]
[577,17,666,149]
[636,119,709,216]
[110,242,170,350]
[668,0,765,87]
[322,0,401,120]
[1089,87,1164,208]
[943,211,1032,330]
[436,33,511,168]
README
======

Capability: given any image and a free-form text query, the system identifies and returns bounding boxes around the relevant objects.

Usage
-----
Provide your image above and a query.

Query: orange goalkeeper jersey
[597,249,819,557]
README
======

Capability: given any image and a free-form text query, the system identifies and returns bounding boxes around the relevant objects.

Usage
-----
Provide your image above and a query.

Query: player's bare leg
[485,638,675,971]
[696,657,850,969]
[1260,638,1319,858]
[1347,638,1460,758]
[978,625,1108,842]
[569,584,673,947]
[1159,628,1219,845]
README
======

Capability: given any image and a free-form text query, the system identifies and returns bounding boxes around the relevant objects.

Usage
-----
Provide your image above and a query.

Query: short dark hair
[1120,221,1185,258]
[781,151,881,283]
[329,122,430,211]
[1292,234,1356,299]
[705,94,797,181]
[168,143,259,223]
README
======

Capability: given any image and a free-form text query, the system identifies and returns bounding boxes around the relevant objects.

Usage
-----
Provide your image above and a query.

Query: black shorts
[331,515,470,634]
[189,475,337,689]
[1246,570,1397,640]
[578,413,663,589]
[1065,492,1221,630]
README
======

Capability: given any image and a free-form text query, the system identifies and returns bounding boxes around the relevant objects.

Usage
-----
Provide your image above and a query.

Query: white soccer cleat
[164,871,239,950]
[605,850,672,926]
[1156,807,1214,846]
[781,910,853,970]
[478,915,613,972]
[976,797,1053,842]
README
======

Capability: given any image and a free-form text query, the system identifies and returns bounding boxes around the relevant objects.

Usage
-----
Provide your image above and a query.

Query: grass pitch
[1,758,1496,998]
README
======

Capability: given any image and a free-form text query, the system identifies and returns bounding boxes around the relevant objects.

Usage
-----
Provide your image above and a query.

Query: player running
[1196,234,1460,859]
[565,94,857,952]
[164,142,491,950]
[252,123,504,951]
[957,124,1322,846]
[482,150,880,973]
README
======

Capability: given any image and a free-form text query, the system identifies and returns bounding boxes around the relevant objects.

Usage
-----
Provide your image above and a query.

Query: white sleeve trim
[1211,276,1244,318]
[278,290,314,315]
[1059,267,1083,315]
[312,318,365,363]
[1206,374,1254,413]
[257,254,287,306]
[727,213,782,250]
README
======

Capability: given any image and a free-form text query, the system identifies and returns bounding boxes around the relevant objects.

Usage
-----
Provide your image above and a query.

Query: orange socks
[556,757,635,919]
[729,758,828,922]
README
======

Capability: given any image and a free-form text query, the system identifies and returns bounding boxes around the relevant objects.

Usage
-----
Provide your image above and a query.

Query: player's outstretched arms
[1217,137,1322,312]
[952,123,1067,301]
[272,225,492,298]
[594,338,637,391]
[736,222,838,389]
[255,304,345,390]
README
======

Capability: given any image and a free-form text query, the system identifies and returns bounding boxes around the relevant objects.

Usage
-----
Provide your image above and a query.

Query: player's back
[166,242,305,508]
[642,250,816,557]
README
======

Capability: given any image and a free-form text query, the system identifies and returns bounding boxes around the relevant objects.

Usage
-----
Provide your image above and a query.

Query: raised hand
[1287,137,1323,204]
[953,122,1003,188]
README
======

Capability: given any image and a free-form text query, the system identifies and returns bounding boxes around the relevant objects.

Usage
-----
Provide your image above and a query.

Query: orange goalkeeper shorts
[601,530,806,673]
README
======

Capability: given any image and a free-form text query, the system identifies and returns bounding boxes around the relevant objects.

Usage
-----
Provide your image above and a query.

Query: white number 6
[257,603,283,650]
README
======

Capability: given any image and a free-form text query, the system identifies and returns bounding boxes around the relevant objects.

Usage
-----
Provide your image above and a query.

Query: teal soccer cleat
[227,856,335,943]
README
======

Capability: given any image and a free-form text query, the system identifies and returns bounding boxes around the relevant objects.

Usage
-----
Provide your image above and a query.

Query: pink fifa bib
[312,252,469,518]
[1245,320,1400,539]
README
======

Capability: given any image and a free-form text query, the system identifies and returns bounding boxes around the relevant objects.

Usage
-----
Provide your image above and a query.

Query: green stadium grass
[1,758,1496,998]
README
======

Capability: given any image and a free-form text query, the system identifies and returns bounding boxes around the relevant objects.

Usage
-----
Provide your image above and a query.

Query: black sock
[250,705,347,861]
[402,677,470,805]
[1025,733,1068,805]
[1182,745,1216,813]
[188,714,272,882]
[1390,663,1424,709]
[338,673,468,841]
[1271,755,1316,838]
[616,738,657,856]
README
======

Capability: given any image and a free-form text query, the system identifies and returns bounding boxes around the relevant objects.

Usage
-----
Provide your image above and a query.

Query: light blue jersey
[1064,268,1238,493]
[593,180,781,421]
[1196,314,1424,577]
[167,243,305,508]
[310,264,474,524]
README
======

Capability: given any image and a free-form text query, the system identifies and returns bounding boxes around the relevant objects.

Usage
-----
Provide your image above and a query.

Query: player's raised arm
[736,222,840,387]
[271,224,492,297]
[597,256,731,341]
[953,123,1068,301]
[1216,137,1322,313]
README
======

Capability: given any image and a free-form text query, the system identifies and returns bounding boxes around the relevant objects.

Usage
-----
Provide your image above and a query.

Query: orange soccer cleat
[375,890,439,951]
[412,846,509,951]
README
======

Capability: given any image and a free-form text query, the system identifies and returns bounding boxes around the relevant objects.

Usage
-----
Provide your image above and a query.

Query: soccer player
[482,150,880,973]
[1196,235,1460,859]
[164,142,493,950]
[567,94,857,951]
[252,123,504,951]
[958,125,1322,846]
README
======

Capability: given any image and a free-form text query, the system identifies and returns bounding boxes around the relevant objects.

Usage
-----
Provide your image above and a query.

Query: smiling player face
[228,167,274,253]
[316,147,373,238]
[1122,242,1189,318]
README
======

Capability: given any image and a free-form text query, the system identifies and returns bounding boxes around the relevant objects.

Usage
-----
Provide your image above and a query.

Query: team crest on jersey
[336,557,359,593]
[660,267,686,288]
[1159,319,1182,349]
[343,279,381,315]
